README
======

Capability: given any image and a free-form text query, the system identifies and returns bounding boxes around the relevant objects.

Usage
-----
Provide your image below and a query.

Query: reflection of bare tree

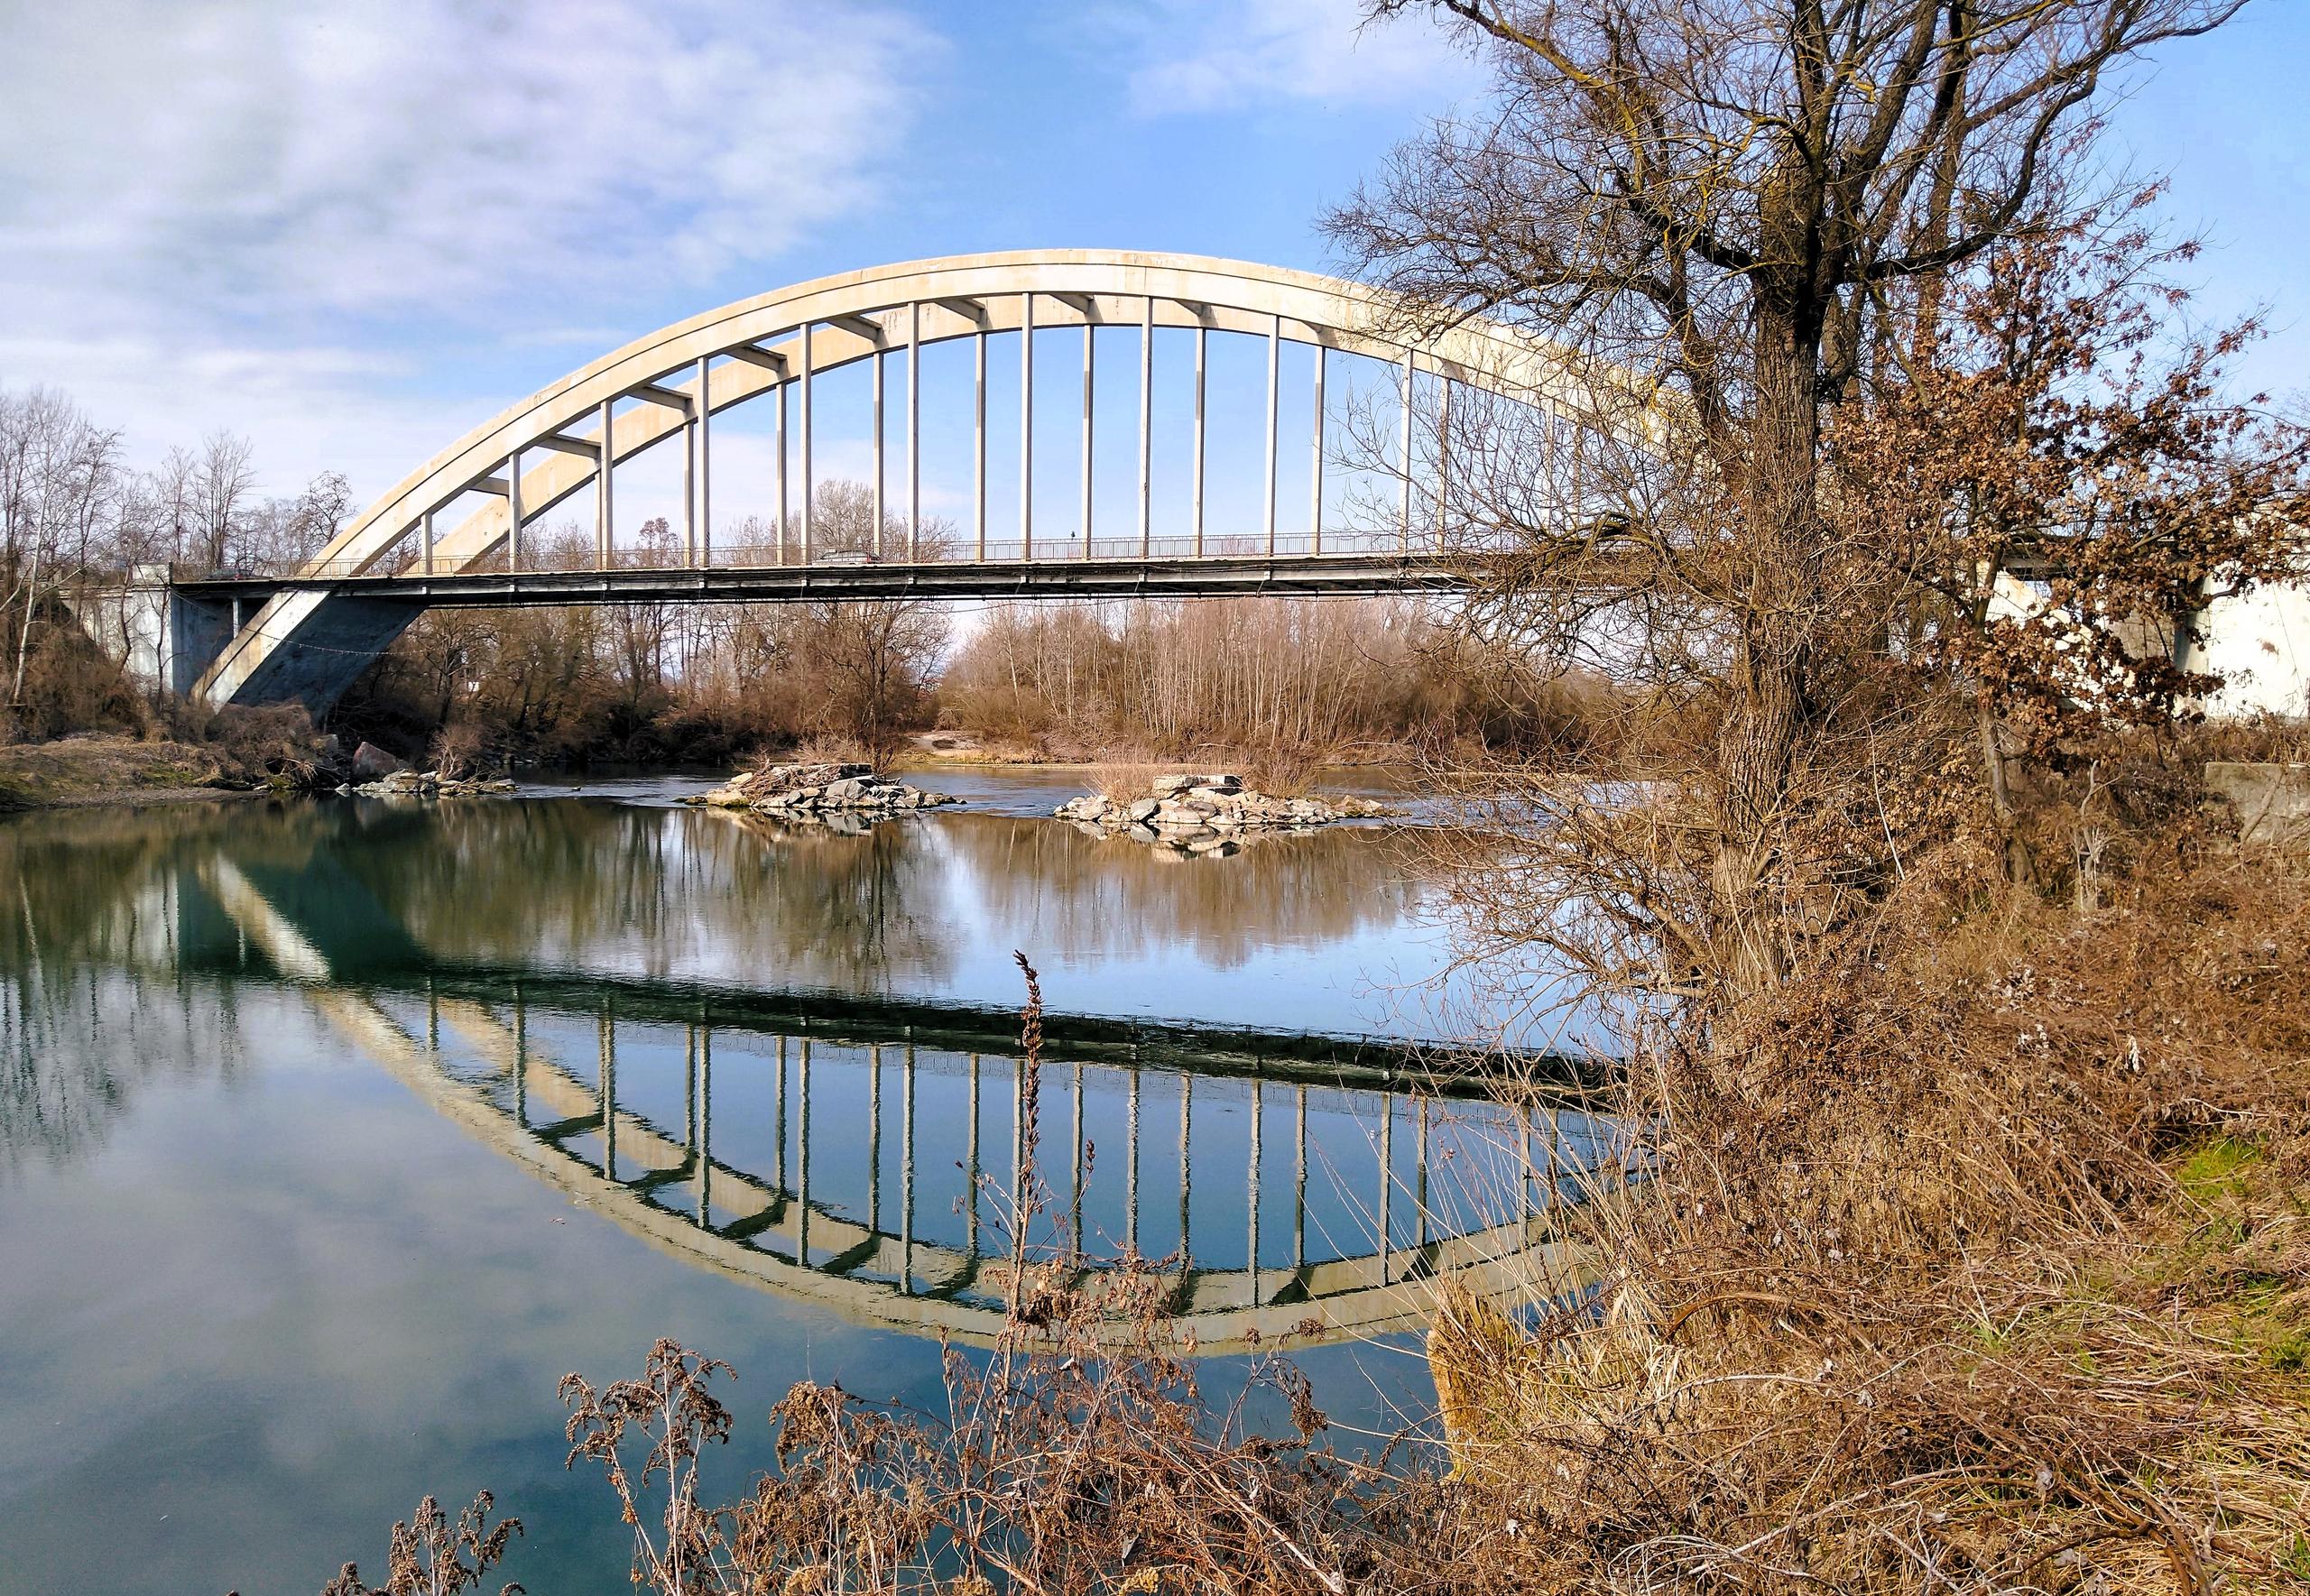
[0,798,1431,1019]
[699,810,957,992]
[0,808,300,1173]
[315,799,964,996]
[0,965,259,1177]
[0,804,235,970]
[940,816,1425,971]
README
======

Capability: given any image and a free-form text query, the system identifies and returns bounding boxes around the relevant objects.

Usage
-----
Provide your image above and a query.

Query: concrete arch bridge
[122,250,1636,712]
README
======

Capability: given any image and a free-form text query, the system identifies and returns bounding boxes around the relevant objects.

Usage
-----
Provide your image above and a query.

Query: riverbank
[1418,821,2310,1592]
[903,728,1433,771]
[0,733,271,811]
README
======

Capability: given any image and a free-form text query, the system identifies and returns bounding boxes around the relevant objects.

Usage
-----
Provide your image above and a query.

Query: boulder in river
[349,742,404,780]
[349,768,516,798]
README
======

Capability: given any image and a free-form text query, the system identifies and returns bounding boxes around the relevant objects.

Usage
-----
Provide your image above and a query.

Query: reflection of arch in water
[395,1001,1587,1352]
[204,853,1596,1351]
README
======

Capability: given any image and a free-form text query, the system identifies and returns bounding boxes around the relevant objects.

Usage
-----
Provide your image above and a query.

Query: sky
[2,0,2305,532]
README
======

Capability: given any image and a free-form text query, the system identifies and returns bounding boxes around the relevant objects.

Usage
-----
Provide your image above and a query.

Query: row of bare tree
[339,484,951,768]
[0,387,349,580]
[0,386,351,729]
[939,595,1608,760]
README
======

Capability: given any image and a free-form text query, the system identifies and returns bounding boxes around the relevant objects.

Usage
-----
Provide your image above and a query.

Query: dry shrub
[1428,821,2310,1594]
[766,732,876,772]
[1237,745,1324,798]
[12,613,146,742]
[315,1491,521,1596]
[938,681,1053,748]
[940,597,1613,765]
[428,720,490,780]
[2184,712,2310,770]
[554,1285,1416,1596]
[1089,760,1166,804]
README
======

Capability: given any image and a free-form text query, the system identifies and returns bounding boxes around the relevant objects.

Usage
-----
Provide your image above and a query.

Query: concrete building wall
[2187,581,2310,718]
[1989,571,2310,721]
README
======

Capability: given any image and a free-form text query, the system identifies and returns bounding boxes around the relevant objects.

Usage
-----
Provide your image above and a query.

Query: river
[0,771,1603,1595]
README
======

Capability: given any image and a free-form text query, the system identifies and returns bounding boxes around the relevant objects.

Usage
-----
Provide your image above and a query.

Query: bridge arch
[195,249,1637,709]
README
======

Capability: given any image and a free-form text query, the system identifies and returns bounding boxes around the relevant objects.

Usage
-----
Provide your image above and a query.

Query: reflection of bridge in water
[188,848,1603,1352]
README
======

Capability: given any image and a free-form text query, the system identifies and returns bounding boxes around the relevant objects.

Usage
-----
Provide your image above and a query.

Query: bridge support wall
[70,572,420,711]
[217,591,425,714]
[2186,583,2310,718]
[67,567,241,697]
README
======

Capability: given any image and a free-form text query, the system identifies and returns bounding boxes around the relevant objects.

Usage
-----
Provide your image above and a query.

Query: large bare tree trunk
[1977,698,2036,886]
[1712,300,1824,1001]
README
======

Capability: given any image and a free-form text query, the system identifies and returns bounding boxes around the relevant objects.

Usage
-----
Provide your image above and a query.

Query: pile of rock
[687,761,959,816]
[344,768,516,798]
[1054,772,1386,853]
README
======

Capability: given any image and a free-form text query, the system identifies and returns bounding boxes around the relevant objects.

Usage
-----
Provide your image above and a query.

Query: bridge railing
[156,525,1454,585]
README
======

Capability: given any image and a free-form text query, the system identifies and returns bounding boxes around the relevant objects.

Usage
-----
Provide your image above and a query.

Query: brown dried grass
[1088,761,1168,805]
[1428,825,2310,1594]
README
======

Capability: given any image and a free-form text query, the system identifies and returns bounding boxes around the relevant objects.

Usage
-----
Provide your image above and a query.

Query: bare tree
[0,389,129,707]
[190,429,255,572]
[765,483,950,761]
[1330,0,2254,1002]
[152,445,198,565]
[239,468,352,569]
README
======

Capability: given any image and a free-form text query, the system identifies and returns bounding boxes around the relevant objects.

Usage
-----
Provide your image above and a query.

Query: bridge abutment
[70,572,423,713]
[199,589,425,714]
[68,567,241,697]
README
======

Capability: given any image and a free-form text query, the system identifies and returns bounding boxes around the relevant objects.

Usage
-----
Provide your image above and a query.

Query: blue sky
[2,0,2304,533]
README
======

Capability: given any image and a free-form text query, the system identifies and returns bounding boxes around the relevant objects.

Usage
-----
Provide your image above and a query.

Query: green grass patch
[2264,1326,2310,1374]
[2176,1135,2263,1203]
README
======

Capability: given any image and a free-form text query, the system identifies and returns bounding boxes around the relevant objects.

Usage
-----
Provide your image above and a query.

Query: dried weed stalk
[313,1491,522,1596]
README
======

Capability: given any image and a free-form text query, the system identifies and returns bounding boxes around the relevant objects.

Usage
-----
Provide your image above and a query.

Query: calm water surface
[0,775,1599,1595]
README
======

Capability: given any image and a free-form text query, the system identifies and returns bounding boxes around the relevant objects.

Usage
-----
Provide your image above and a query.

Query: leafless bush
[1088,760,1165,803]
[1237,746,1325,798]
[314,1491,521,1596]
[779,731,877,771]
[429,720,490,780]
[1420,800,2310,1594]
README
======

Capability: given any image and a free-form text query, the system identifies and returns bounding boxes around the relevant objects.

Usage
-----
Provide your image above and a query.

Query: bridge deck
[172,551,1473,608]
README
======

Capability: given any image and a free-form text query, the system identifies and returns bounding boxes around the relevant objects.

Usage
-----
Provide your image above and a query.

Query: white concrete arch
[196,249,1639,709]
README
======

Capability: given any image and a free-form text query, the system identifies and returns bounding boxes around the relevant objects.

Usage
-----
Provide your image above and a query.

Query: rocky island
[1054,771,1390,853]
[686,761,961,816]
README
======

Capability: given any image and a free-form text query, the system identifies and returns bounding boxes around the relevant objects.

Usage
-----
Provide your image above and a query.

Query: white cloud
[1,0,920,317]
[0,0,930,493]
[1121,0,1478,115]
